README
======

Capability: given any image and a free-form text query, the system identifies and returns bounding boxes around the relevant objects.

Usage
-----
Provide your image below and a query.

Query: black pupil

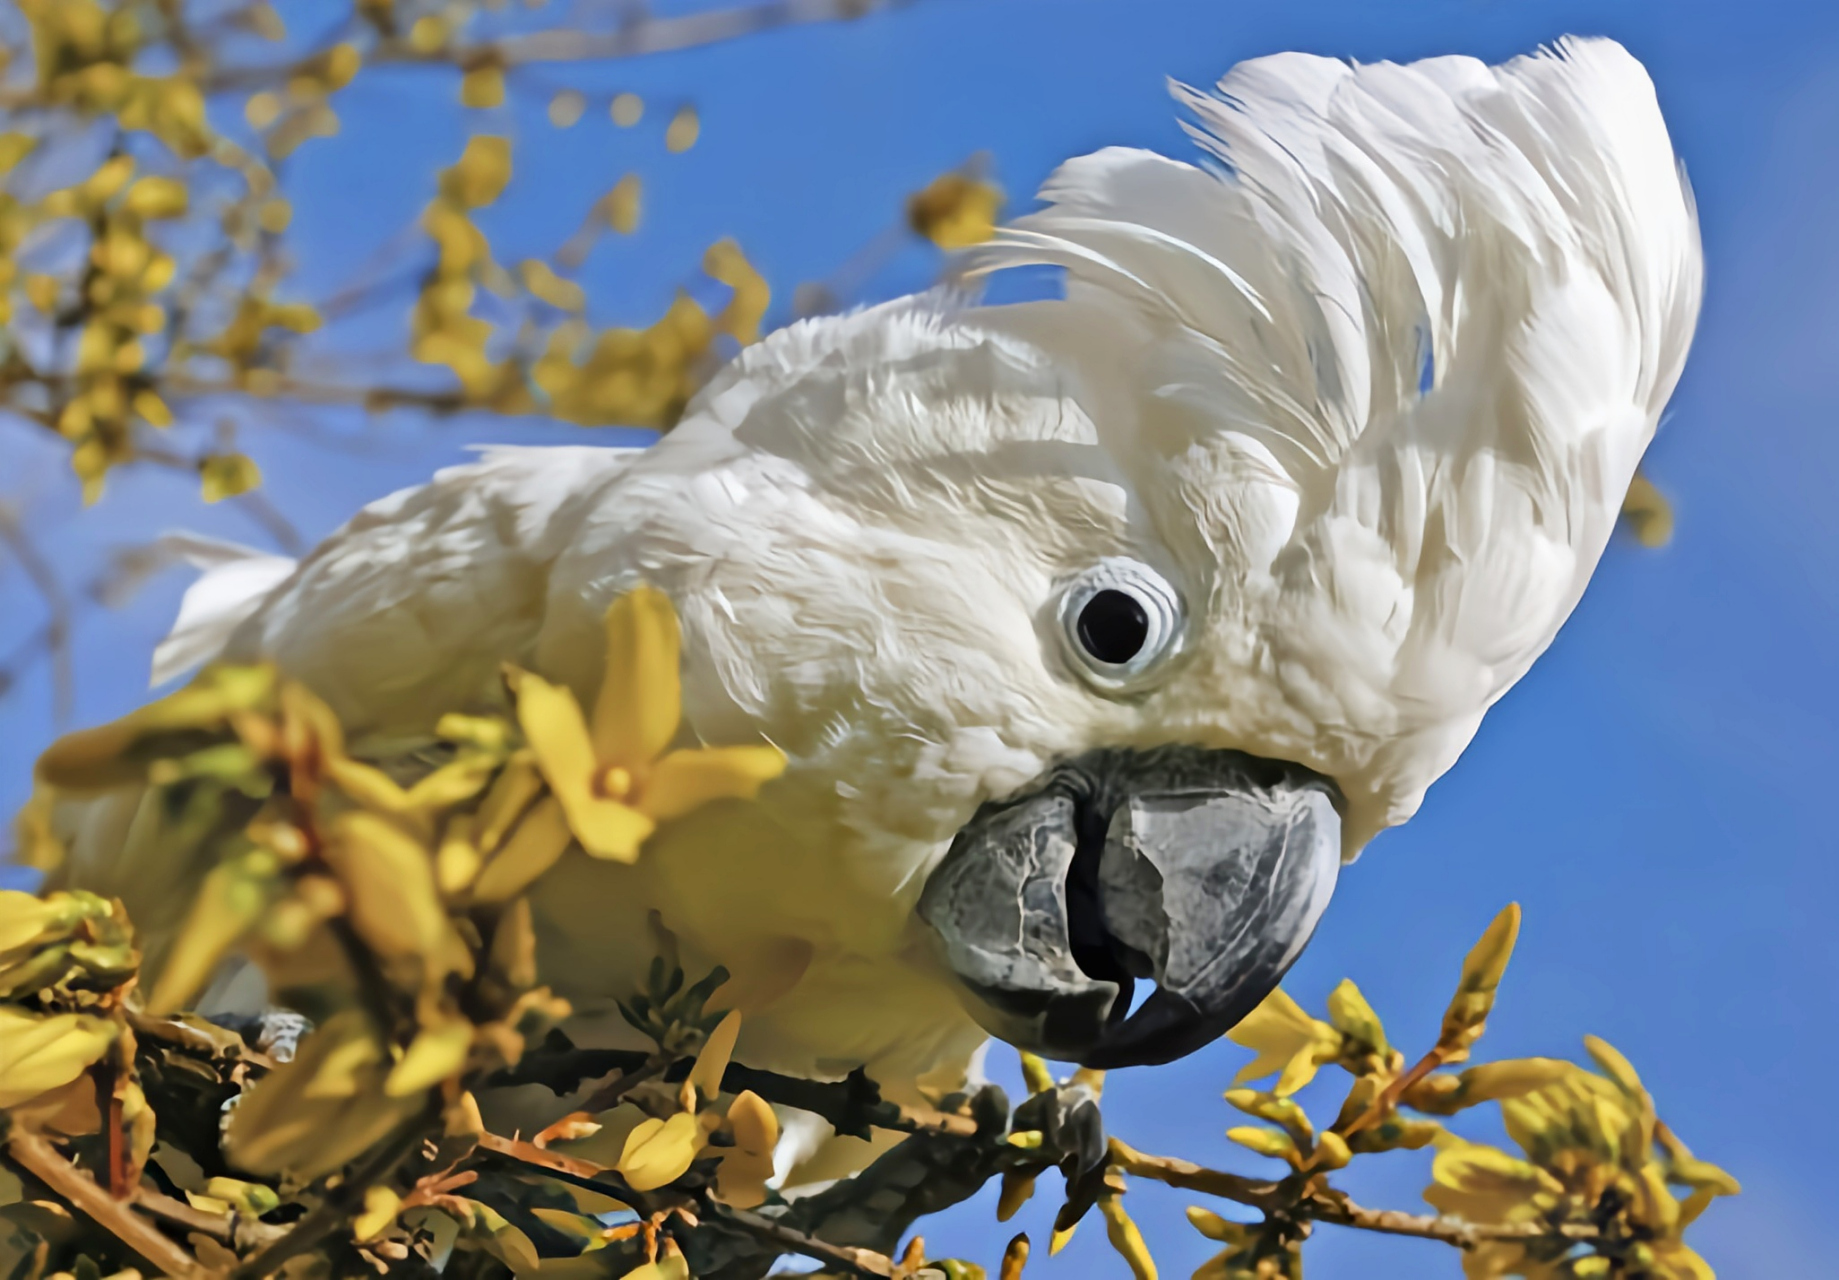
[1076,590,1150,665]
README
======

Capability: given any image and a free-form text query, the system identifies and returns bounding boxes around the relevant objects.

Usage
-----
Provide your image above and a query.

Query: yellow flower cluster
[1172,905,1740,1280]
[21,0,209,159]
[1428,1039,1738,1280]
[1,0,328,502]
[410,134,772,430]
[1,0,1017,533]
[12,151,187,501]
[9,588,780,1201]
[907,169,1005,249]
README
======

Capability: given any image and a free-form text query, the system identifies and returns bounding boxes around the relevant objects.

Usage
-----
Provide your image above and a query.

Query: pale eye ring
[1056,558,1185,690]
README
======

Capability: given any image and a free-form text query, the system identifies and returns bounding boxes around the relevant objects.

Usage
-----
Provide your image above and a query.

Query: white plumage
[63,37,1699,1179]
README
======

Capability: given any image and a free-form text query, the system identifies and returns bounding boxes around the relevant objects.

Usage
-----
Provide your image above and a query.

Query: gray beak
[917,746,1341,1068]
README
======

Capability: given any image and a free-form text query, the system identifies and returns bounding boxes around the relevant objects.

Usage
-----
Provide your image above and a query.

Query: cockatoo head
[554,38,1699,1073]
[665,304,1350,1070]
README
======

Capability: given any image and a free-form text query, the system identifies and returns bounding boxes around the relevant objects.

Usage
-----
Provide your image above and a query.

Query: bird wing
[148,534,299,687]
[970,38,1702,833]
[216,444,640,740]
[53,445,642,939]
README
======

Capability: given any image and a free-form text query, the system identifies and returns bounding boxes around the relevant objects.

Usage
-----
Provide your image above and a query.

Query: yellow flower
[907,170,1004,249]
[1225,988,1342,1096]
[508,585,785,862]
[1425,1139,1563,1225]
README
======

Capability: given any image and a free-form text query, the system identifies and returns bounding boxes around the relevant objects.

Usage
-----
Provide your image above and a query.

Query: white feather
[149,535,296,687]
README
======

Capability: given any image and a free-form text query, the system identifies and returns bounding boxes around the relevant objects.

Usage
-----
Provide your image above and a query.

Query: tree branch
[1338,1042,1449,1143]
[1107,1139,1284,1209]
[714,1205,895,1279]
[134,1185,290,1253]
[1109,1138,1606,1250]
[5,1133,211,1280]
[0,504,74,721]
[577,1050,675,1114]
[204,0,917,92]
[498,1040,976,1142]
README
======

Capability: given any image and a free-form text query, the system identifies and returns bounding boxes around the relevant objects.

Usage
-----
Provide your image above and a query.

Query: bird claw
[1013,1078,1108,1229]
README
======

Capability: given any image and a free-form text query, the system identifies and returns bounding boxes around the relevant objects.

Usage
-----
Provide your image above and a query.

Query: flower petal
[1227,988,1337,1089]
[511,666,652,859]
[619,1111,704,1191]
[570,800,655,863]
[591,585,681,770]
[0,1008,117,1109]
[715,1089,779,1209]
[472,795,575,901]
[385,1019,473,1097]
[687,1010,742,1103]
[512,667,599,794]
[643,745,785,821]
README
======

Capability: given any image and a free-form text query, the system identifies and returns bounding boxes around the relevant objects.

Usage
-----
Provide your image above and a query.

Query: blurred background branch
[0,0,1001,725]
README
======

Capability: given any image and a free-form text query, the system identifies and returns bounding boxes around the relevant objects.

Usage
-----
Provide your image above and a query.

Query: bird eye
[1057,559,1185,690]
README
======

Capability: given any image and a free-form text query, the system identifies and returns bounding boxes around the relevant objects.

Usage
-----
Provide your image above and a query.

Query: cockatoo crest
[964,35,1700,843]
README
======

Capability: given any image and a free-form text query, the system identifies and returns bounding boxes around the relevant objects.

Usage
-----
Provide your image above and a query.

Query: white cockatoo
[59,37,1699,1172]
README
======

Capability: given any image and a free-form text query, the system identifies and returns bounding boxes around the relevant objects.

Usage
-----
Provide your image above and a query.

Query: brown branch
[134,1185,290,1252]
[1107,1138,1284,1209]
[104,1066,128,1198]
[161,372,468,415]
[1109,1138,1605,1250]
[1310,1190,1604,1248]
[476,1125,899,1278]
[1338,1043,1449,1143]
[475,1130,613,1184]
[5,1133,211,1280]
[578,1050,674,1113]
[4,368,465,419]
[204,0,916,92]
[716,1204,896,1279]
[232,489,305,556]
[133,1187,234,1242]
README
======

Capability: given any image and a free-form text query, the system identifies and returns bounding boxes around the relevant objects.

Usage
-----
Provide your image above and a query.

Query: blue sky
[4,1,1837,1275]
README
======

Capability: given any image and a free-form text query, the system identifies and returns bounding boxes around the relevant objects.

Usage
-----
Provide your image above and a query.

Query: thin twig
[474,1128,897,1277]
[232,489,305,556]
[1338,1044,1449,1143]
[162,372,467,415]
[203,0,916,92]
[1107,1138,1282,1209]
[133,1187,234,1242]
[1109,1138,1605,1249]
[716,1204,896,1278]
[0,504,74,721]
[5,1133,211,1280]
[577,1051,673,1113]
[1311,1190,1604,1248]
[475,1130,614,1184]
[134,1185,290,1252]
[473,1129,669,1218]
